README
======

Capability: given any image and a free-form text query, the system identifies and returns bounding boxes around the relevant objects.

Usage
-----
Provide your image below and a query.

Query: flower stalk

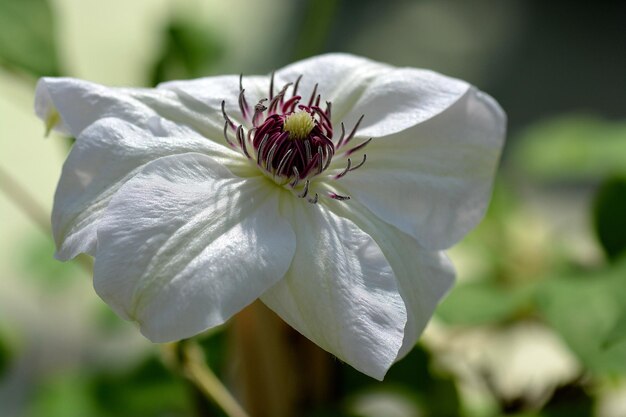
[163,340,250,417]
[230,301,336,417]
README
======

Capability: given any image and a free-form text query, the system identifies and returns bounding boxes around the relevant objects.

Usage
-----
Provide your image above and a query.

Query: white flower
[35,53,505,380]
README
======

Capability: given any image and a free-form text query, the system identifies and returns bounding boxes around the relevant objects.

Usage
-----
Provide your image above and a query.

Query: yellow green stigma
[283,111,315,140]
[45,108,61,137]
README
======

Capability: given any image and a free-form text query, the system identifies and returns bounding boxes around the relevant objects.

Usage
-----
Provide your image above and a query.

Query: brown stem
[229,300,336,417]
[163,341,250,417]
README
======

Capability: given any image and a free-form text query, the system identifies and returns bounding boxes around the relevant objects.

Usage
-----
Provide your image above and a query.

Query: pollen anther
[283,111,315,140]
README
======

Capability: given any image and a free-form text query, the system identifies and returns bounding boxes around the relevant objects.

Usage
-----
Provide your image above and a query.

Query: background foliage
[1,0,625,416]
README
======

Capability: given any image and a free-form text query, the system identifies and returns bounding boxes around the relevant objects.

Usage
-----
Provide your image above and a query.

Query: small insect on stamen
[253,99,268,127]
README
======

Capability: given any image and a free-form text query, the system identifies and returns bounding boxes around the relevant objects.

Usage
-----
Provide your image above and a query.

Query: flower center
[283,111,315,140]
[252,109,334,183]
[221,73,372,203]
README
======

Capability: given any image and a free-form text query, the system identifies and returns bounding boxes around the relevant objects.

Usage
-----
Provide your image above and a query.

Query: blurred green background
[1,0,626,416]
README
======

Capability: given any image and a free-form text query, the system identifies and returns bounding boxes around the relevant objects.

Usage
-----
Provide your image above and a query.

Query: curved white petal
[322,194,455,361]
[34,77,229,141]
[93,153,295,342]
[337,66,470,139]
[274,53,389,122]
[260,198,407,380]
[270,53,470,138]
[53,117,244,260]
[160,54,390,131]
[158,75,268,128]
[336,88,506,250]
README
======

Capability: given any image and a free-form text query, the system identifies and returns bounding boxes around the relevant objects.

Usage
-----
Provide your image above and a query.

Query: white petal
[53,118,244,260]
[274,53,389,121]
[336,88,506,250]
[34,77,229,141]
[93,153,295,342]
[337,66,470,139]
[161,54,390,129]
[158,75,268,128]
[270,53,471,138]
[260,198,407,380]
[322,195,455,361]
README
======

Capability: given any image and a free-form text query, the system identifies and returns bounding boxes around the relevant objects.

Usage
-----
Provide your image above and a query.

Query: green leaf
[513,115,626,181]
[437,281,533,326]
[0,333,10,376]
[593,176,626,260]
[541,384,593,417]
[304,409,354,417]
[291,0,338,60]
[91,356,191,417]
[0,0,61,76]
[535,258,626,374]
[26,374,99,417]
[150,19,224,85]
[603,307,626,349]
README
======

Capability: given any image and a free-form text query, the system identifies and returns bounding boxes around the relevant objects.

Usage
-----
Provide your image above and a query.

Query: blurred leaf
[593,176,626,260]
[18,234,80,291]
[501,414,542,417]
[150,19,223,85]
[292,0,337,60]
[514,115,626,181]
[0,0,61,76]
[93,303,130,333]
[0,333,10,376]
[604,307,626,349]
[535,258,626,374]
[541,383,593,417]
[438,281,534,325]
[305,409,354,417]
[26,373,99,417]
[92,356,191,417]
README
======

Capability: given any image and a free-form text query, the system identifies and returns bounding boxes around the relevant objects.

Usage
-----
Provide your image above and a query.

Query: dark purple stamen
[221,73,373,202]
[252,111,334,179]
[329,192,351,201]
[337,114,364,148]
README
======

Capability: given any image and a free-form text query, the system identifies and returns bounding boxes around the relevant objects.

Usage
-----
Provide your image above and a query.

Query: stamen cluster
[222,73,371,202]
